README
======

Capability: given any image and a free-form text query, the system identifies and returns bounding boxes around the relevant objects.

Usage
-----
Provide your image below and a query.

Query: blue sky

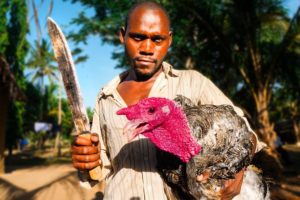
[27,0,123,108]
[27,0,300,108]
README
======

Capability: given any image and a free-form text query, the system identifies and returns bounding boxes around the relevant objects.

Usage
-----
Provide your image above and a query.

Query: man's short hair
[124,1,171,31]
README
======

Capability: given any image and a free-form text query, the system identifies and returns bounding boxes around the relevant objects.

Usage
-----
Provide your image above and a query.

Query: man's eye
[132,35,145,41]
[152,37,164,43]
[134,36,142,41]
[154,39,162,43]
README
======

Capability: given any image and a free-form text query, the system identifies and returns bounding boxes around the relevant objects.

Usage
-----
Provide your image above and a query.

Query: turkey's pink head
[117,97,201,163]
[117,97,175,140]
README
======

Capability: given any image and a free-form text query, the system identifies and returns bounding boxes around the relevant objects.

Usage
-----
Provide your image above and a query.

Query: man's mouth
[135,57,157,63]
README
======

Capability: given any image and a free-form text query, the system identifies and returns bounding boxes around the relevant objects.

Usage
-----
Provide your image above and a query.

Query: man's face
[120,7,172,78]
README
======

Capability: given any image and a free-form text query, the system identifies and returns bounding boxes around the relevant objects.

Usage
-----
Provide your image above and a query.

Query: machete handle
[79,133,102,180]
[89,165,102,180]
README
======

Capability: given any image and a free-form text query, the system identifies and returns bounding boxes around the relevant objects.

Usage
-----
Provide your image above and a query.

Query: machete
[47,17,101,180]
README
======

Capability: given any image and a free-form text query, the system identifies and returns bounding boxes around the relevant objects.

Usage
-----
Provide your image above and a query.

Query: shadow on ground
[1,146,103,200]
[273,145,300,200]
[5,151,47,173]
[254,145,300,200]
[1,144,300,200]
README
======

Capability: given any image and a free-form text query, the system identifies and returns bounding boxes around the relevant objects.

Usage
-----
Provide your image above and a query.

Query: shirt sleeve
[192,71,265,152]
[91,99,112,181]
[78,98,112,189]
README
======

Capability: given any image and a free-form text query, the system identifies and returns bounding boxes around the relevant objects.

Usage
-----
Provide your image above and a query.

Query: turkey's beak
[123,119,149,142]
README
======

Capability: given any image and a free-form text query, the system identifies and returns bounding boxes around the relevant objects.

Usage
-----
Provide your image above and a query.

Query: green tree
[0,1,9,56]
[27,39,58,100]
[4,0,29,155]
[68,0,300,149]
[162,0,300,149]
[23,81,42,133]
[26,0,58,121]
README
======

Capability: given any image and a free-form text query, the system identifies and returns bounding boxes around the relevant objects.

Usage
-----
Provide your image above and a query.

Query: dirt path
[0,163,102,200]
[0,147,103,200]
[1,145,300,200]
[270,145,300,200]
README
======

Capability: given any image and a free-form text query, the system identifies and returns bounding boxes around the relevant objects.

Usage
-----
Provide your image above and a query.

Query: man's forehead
[127,8,170,31]
[128,6,170,27]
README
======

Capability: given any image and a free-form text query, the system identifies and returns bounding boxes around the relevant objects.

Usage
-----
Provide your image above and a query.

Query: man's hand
[220,169,244,200]
[71,133,101,170]
[196,169,244,200]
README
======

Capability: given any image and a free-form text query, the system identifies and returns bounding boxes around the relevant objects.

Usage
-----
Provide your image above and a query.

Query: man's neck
[117,66,163,106]
[125,66,163,83]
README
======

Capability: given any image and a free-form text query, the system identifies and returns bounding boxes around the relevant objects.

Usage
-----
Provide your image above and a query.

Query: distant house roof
[0,57,26,101]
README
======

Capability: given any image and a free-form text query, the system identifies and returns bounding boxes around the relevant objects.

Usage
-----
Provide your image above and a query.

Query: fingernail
[197,175,203,181]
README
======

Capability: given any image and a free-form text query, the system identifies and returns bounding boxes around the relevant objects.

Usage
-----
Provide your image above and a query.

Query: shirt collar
[97,61,179,99]
[162,62,179,77]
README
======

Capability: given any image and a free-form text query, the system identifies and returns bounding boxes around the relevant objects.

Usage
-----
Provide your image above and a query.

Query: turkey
[117,95,269,200]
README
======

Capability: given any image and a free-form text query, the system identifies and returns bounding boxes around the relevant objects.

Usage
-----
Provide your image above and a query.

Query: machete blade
[48,17,101,181]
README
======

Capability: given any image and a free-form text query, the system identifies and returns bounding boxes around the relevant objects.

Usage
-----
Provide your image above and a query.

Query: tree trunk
[290,102,300,145]
[54,132,61,157]
[54,78,62,157]
[0,85,9,174]
[252,88,284,178]
[255,89,277,149]
[293,118,300,145]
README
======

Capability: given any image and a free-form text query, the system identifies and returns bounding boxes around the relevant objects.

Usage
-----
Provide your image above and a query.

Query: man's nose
[139,39,154,55]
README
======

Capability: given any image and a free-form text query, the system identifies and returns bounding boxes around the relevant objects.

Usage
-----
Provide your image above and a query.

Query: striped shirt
[89,62,263,200]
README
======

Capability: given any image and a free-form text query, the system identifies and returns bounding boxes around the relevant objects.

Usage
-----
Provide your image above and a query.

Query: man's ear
[119,27,126,44]
[168,31,173,47]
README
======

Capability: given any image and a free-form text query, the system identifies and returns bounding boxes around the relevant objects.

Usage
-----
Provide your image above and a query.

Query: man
[72,1,262,199]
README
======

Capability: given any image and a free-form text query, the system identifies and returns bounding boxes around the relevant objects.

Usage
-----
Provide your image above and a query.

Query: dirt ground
[0,146,102,200]
[0,144,299,200]
[269,145,300,200]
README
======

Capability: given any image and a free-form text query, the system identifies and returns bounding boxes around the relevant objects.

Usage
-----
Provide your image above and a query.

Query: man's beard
[125,50,162,81]
[133,63,162,81]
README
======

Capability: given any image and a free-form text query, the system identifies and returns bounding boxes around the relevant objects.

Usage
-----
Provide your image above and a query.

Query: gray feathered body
[157,95,269,200]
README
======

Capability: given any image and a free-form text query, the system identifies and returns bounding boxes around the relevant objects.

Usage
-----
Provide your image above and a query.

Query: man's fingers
[223,179,234,188]
[72,145,99,155]
[71,133,101,171]
[90,133,99,144]
[72,153,100,163]
[73,133,99,146]
[224,170,244,189]
[73,135,93,146]
[196,170,211,182]
[220,169,245,200]
[73,160,100,170]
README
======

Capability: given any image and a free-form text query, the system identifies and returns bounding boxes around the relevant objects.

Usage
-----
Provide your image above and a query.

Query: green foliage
[68,0,299,112]
[0,1,9,55]
[3,0,29,152]
[87,107,94,123]
[67,0,135,68]
[27,130,47,146]
[5,0,28,88]
[23,81,42,132]
[60,99,73,137]
[27,39,58,91]
[6,102,25,149]
[67,0,300,145]
[1,0,76,152]
[72,47,88,64]
[41,84,74,137]
[26,38,58,121]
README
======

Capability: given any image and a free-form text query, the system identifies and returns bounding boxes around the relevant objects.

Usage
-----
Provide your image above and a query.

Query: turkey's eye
[148,107,155,114]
